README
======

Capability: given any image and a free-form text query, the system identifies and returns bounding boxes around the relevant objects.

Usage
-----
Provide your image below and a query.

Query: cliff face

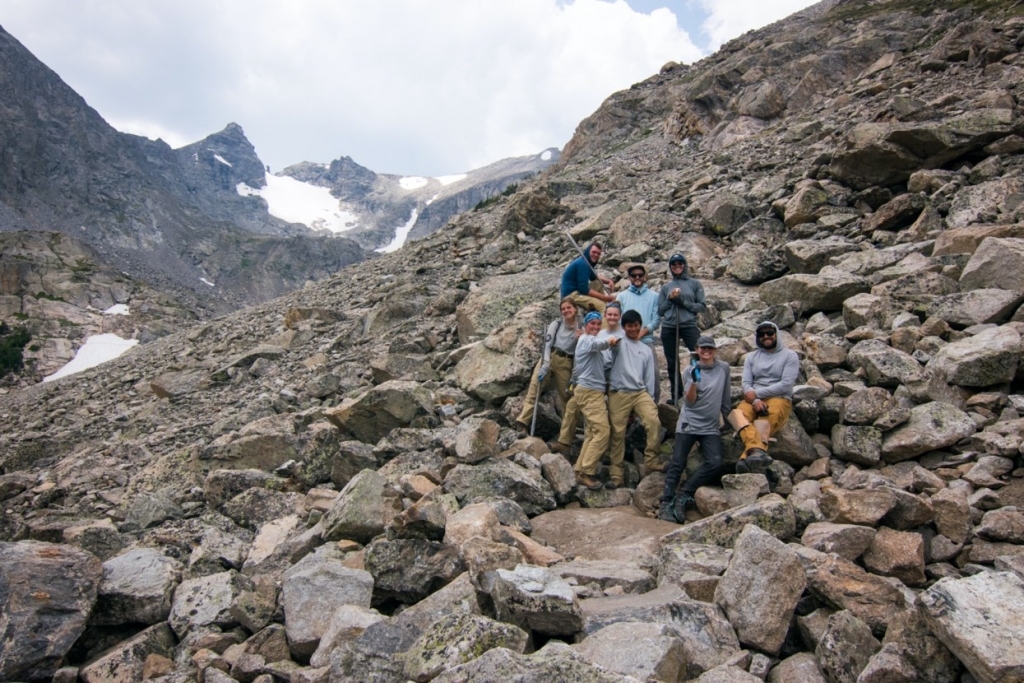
[3,2,1024,682]
[0,25,365,315]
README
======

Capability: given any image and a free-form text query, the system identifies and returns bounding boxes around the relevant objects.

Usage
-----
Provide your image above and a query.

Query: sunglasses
[757,330,776,338]
[628,272,645,278]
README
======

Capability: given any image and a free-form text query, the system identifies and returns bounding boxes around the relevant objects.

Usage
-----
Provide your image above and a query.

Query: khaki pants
[557,390,583,451]
[516,352,573,426]
[568,279,606,314]
[609,390,661,483]
[737,397,792,455]
[573,388,610,476]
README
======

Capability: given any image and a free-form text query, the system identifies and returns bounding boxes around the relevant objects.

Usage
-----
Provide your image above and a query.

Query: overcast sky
[1,0,818,176]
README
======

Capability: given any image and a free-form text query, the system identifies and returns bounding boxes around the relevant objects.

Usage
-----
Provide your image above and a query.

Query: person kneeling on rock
[731,321,799,476]
[572,311,619,491]
[659,335,731,523]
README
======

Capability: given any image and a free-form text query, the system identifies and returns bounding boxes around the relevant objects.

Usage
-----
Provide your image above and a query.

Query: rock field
[3,0,1024,681]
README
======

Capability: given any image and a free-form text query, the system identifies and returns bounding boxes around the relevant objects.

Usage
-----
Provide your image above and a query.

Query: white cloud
[1,0,704,175]
[3,1,818,175]
[697,0,819,50]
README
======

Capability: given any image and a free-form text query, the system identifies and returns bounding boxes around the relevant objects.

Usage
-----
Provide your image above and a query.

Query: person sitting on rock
[732,321,799,475]
[516,297,582,434]
[616,262,661,402]
[572,311,620,490]
[560,241,616,313]
[657,253,706,405]
[548,301,624,456]
[659,335,732,523]
[607,309,661,487]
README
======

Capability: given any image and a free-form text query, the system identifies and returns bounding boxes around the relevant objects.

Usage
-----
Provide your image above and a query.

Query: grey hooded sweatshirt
[741,321,800,401]
[657,259,706,327]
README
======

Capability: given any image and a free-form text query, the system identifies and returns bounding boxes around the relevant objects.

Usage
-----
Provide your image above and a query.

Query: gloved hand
[537,365,549,383]
[689,365,701,383]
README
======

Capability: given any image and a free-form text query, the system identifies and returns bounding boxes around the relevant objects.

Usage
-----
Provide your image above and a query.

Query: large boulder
[364,538,465,604]
[574,621,686,682]
[325,380,434,444]
[430,640,629,683]
[454,302,551,403]
[282,560,374,657]
[168,569,251,638]
[829,111,1015,189]
[443,459,557,517]
[404,613,529,682]
[929,326,1021,387]
[847,339,924,388]
[0,541,103,682]
[919,571,1024,683]
[78,623,176,683]
[881,402,976,462]
[455,269,561,345]
[490,564,583,637]
[960,237,1024,293]
[926,289,1024,327]
[660,495,796,549]
[714,525,805,655]
[758,269,870,313]
[322,469,403,543]
[796,547,906,634]
[91,548,181,626]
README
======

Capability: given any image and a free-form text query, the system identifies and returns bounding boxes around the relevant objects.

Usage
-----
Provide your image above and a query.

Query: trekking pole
[673,318,680,406]
[564,231,609,295]
[529,320,548,437]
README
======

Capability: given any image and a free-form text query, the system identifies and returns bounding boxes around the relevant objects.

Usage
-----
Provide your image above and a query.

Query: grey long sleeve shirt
[573,335,613,391]
[609,337,656,396]
[677,359,732,435]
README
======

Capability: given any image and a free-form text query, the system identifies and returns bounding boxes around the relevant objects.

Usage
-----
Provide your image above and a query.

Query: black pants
[662,431,725,501]
[661,323,700,403]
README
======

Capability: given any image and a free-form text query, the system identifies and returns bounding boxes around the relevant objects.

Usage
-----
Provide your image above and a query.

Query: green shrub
[0,324,31,375]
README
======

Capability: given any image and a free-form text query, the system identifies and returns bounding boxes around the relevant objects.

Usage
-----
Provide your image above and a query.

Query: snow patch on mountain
[399,176,429,190]
[237,175,359,233]
[436,174,467,186]
[43,334,139,382]
[375,208,419,254]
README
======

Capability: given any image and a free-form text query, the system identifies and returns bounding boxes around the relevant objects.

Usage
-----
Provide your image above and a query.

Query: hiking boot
[576,473,603,491]
[641,462,666,478]
[605,479,622,490]
[740,449,772,475]
[547,440,571,456]
[672,493,695,521]
[657,499,677,522]
[515,421,531,439]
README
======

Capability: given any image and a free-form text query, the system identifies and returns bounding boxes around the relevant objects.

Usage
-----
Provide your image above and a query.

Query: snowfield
[375,209,419,254]
[43,334,139,382]
[237,174,360,233]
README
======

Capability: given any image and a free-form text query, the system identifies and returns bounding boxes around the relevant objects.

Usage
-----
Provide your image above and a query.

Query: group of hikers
[514,240,800,524]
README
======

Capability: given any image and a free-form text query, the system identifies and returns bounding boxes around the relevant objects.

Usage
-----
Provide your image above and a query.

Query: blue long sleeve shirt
[616,286,661,344]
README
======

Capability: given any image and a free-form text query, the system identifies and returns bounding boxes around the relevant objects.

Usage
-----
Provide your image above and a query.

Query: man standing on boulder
[607,309,661,486]
[616,263,661,402]
[572,311,619,490]
[657,254,706,404]
[733,321,799,475]
[560,241,616,313]
[659,335,731,522]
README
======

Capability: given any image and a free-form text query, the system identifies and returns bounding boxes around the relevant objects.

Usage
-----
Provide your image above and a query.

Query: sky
[1,0,819,177]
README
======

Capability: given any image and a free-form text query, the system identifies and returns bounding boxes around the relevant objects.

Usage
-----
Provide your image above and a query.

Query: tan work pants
[516,352,573,427]
[573,388,610,476]
[736,397,792,455]
[609,390,662,483]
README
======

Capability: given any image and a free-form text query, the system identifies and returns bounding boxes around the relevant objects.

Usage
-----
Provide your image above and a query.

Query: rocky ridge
[4,1,1024,682]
